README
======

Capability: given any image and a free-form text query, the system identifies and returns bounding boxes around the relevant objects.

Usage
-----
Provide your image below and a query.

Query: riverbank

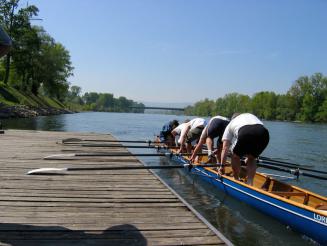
[0,105,74,119]
[0,83,74,119]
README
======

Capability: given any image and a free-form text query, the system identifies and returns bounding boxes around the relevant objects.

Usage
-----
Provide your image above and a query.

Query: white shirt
[172,123,187,136]
[222,113,263,149]
[174,118,207,144]
[189,118,207,129]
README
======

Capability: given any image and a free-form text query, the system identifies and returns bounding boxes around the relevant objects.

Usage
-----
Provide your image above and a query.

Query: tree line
[185,73,327,123]
[0,0,143,113]
[67,86,145,113]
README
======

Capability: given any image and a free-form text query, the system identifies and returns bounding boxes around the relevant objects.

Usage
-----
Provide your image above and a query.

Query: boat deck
[0,130,231,246]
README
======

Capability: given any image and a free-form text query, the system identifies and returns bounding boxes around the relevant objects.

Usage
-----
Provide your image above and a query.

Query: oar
[258,159,327,175]
[259,156,313,167]
[259,173,296,180]
[27,163,221,175]
[61,144,182,149]
[62,138,152,144]
[257,163,327,180]
[79,144,162,149]
[43,152,207,160]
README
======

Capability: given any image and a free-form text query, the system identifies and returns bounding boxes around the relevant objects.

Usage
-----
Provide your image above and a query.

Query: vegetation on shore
[65,86,145,113]
[185,73,327,123]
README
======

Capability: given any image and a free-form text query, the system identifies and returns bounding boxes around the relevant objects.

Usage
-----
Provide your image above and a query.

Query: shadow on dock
[0,223,147,246]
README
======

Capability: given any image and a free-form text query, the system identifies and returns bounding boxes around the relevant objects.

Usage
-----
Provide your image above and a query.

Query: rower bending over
[220,113,269,185]
[171,118,207,154]
[190,115,230,163]
[157,120,179,146]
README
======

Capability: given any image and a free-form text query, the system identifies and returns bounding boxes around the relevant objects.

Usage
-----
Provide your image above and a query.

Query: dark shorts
[207,118,229,144]
[233,124,269,158]
[186,126,204,144]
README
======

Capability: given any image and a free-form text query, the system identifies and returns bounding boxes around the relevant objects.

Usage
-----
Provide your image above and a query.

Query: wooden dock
[0,130,232,246]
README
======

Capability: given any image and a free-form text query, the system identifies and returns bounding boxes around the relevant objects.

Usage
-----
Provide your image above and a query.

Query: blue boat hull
[170,154,327,245]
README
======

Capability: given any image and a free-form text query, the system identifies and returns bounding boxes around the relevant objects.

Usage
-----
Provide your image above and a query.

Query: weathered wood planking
[0,130,231,246]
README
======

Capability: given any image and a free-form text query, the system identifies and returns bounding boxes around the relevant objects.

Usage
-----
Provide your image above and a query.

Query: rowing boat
[160,147,327,245]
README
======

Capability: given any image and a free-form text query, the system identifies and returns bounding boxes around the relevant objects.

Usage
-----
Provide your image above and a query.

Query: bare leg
[246,155,257,185]
[231,154,241,180]
[206,137,216,162]
[206,138,213,152]
[186,143,192,154]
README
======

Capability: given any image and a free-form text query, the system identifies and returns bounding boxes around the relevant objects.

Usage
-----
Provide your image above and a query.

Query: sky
[23,0,327,104]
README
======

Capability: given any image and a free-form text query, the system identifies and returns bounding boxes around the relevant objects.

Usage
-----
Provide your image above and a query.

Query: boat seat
[316,205,327,216]
[261,177,271,191]
[315,204,327,210]
[270,191,306,197]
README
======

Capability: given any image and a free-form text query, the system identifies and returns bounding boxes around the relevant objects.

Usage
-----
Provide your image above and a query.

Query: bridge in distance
[129,106,185,111]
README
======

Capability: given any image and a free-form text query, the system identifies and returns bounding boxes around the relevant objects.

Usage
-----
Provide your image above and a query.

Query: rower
[190,115,230,163]
[157,120,179,146]
[172,118,207,154]
[220,113,270,185]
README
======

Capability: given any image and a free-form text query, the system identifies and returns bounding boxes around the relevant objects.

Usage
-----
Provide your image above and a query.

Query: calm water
[2,112,327,246]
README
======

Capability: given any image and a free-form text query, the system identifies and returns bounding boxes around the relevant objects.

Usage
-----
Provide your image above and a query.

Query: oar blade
[27,168,67,175]
[62,138,83,143]
[44,154,76,160]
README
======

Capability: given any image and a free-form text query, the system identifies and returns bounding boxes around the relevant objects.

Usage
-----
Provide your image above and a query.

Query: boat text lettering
[314,213,327,224]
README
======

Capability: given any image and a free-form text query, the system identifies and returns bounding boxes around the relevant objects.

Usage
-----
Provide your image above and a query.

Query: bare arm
[215,143,223,163]
[220,140,230,166]
[178,124,190,152]
[190,138,205,161]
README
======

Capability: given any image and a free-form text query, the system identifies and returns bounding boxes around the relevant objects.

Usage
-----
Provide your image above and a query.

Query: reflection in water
[2,115,66,131]
[1,112,326,246]
[2,117,38,130]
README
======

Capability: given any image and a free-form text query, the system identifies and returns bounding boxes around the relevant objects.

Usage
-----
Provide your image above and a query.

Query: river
[2,112,327,246]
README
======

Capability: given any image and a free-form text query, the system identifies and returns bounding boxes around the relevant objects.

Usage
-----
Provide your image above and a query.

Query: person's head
[231,113,241,120]
[171,120,179,129]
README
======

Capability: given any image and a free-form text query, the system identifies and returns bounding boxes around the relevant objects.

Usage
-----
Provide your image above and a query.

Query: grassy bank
[0,82,65,109]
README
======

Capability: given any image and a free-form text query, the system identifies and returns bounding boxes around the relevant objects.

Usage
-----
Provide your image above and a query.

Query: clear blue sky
[24,0,327,104]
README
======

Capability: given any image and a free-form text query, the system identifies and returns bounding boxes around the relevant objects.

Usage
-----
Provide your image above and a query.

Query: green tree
[34,29,73,100]
[70,85,81,98]
[214,93,251,117]
[11,25,40,92]
[251,91,277,120]
[83,92,99,105]
[316,99,327,122]
[96,93,114,111]
[192,98,215,116]
[288,73,327,122]
[0,0,39,84]
[66,85,83,105]
[275,94,296,121]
